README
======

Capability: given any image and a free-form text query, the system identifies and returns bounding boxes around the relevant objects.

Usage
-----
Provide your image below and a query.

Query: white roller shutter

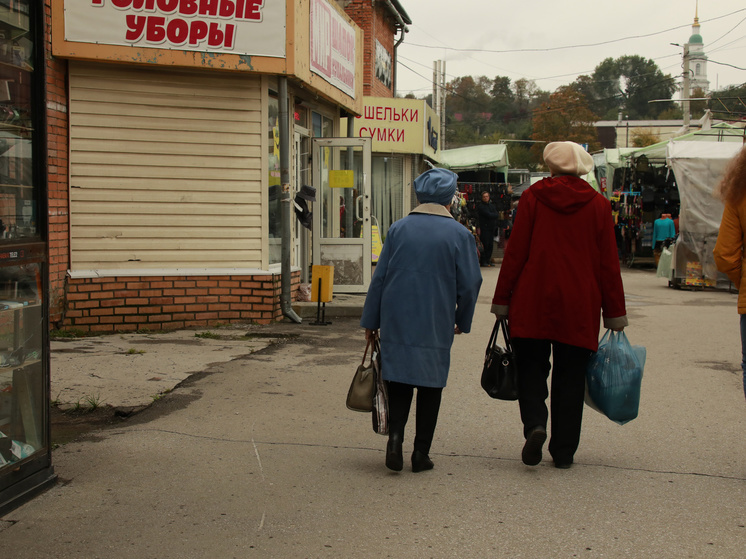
[68,62,265,272]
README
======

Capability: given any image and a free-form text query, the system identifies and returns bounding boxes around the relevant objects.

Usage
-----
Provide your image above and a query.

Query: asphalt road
[1,267,744,558]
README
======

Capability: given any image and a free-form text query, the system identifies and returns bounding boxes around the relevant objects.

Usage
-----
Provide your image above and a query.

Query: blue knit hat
[414,168,458,205]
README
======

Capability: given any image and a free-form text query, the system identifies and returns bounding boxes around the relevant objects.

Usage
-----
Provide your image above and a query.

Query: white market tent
[666,140,743,283]
[439,144,509,175]
[624,123,745,163]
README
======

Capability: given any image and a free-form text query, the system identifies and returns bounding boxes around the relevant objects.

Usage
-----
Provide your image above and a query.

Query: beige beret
[543,141,594,176]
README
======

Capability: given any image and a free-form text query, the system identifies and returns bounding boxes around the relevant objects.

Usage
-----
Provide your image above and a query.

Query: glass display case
[0,0,53,515]
[0,1,35,240]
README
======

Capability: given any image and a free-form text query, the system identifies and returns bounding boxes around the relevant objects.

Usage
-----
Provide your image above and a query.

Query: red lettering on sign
[199,0,219,16]
[188,19,209,45]
[179,0,199,16]
[146,15,167,42]
[125,14,147,41]
[166,17,189,44]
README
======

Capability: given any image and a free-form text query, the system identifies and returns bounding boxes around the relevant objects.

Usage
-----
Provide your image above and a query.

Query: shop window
[0,1,35,240]
[294,105,308,129]
[312,112,333,138]
[370,155,403,240]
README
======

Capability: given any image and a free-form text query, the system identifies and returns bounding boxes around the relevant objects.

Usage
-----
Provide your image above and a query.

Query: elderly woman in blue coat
[361,168,482,472]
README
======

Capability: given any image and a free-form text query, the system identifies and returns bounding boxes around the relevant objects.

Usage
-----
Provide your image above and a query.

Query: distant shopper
[361,168,482,473]
[477,190,500,267]
[713,146,746,400]
[652,213,676,266]
[492,141,628,469]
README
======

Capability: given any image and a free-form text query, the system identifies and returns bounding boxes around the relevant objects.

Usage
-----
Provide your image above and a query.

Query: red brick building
[43,0,365,333]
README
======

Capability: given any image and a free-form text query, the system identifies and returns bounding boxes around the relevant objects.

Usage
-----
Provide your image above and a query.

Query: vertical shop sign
[63,0,287,58]
[309,0,355,98]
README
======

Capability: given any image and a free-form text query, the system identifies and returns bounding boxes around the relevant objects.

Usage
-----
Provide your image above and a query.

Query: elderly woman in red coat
[492,141,627,469]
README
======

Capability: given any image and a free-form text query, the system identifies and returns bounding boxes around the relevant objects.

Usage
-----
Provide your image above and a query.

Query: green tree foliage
[428,55,677,166]
[658,106,683,120]
[690,87,708,119]
[631,130,660,147]
[443,74,546,153]
[506,143,540,172]
[574,55,677,120]
[444,76,493,146]
[708,83,746,121]
[530,85,600,161]
[490,76,515,124]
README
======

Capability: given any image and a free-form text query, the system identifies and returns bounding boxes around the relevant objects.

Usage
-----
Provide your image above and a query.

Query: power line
[707,15,746,49]
[398,10,745,94]
[709,59,746,72]
[403,9,746,55]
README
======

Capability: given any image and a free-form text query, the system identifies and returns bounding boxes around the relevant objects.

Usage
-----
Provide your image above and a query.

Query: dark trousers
[513,338,593,463]
[387,381,443,455]
[479,228,495,265]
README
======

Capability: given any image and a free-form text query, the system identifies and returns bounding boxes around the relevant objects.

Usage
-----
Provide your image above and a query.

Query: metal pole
[441,60,446,151]
[433,61,438,113]
[278,77,302,324]
[345,115,355,238]
[682,44,691,132]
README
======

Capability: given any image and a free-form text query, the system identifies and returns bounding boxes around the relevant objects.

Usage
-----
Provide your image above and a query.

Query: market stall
[592,148,636,199]
[616,124,745,267]
[437,144,512,261]
[439,144,512,241]
[665,140,742,288]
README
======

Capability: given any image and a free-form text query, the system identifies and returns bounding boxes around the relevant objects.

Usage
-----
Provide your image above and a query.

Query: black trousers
[386,381,443,455]
[479,228,495,265]
[512,338,593,463]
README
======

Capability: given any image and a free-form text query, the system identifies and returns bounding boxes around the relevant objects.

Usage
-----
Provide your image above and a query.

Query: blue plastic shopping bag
[585,330,646,425]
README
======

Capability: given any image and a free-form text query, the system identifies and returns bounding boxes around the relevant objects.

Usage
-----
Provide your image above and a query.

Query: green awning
[439,144,509,172]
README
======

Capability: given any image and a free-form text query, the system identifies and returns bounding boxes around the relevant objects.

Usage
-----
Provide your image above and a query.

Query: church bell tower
[686,1,710,94]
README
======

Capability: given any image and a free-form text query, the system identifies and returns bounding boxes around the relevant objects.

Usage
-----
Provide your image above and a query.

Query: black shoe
[386,433,403,472]
[411,450,434,473]
[521,426,547,466]
[554,460,573,469]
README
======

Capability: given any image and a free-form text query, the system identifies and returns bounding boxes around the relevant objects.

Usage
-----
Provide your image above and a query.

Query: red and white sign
[64,0,286,58]
[309,0,355,98]
[350,98,439,158]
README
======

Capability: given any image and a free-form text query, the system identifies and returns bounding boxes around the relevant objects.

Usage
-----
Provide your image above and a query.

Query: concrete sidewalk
[2,267,745,558]
[50,296,367,415]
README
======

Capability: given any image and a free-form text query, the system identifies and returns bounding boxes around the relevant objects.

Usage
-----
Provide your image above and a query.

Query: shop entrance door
[312,137,372,293]
[294,130,311,282]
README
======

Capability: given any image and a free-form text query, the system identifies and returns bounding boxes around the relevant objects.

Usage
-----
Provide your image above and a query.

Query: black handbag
[480,319,519,400]
[346,338,376,412]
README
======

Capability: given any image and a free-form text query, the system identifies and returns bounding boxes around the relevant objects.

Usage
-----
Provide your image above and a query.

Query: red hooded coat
[492,175,627,351]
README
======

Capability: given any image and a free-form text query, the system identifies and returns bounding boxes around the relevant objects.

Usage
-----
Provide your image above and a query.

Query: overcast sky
[393,0,746,98]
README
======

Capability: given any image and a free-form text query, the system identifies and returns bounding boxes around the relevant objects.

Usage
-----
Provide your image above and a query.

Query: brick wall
[344,0,396,98]
[62,272,300,333]
[44,0,70,325]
